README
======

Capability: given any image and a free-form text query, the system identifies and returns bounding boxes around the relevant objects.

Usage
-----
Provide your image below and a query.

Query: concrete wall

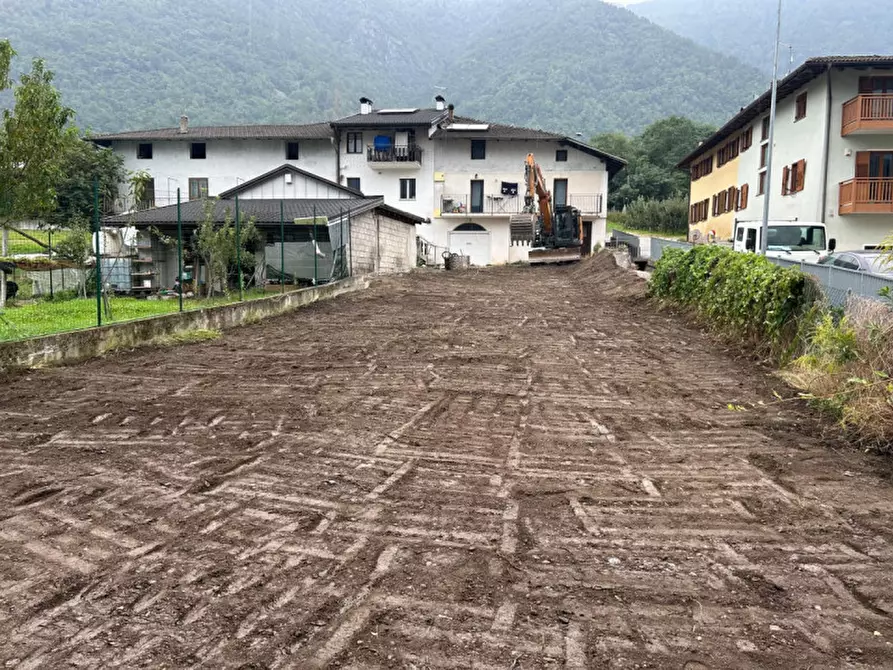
[0,277,368,372]
[112,138,336,206]
[347,210,415,274]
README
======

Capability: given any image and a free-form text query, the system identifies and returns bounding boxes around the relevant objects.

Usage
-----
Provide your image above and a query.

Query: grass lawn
[607,222,688,241]
[0,289,269,342]
[3,229,73,256]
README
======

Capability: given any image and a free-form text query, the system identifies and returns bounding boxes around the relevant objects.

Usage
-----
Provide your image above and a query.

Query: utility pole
[760,0,783,255]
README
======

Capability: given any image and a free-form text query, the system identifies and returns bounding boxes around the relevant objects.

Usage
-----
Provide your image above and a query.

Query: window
[795,92,808,121]
[736,227,745,243]
[190,142,206,159]
[832,254,860,270]
[286,142,300,160]
[471,139,486,160]
[717,138,740,167]
[691,155,714,181]
[761,116,771,142]
[347,177,361,191]
[859,76,893,94]
[760,144,768,169]
[782,159,806,195]
[556,149,568,162]
[741,127,753,152]
[690,198,709,223]
[553,179,568,207]
[139,178,155,209]
[855,151,893,178]
[736,183,749,211]
[399,178,416,200]
[758,171,767,195]
[746,228,757,252]
[470,180,484,213]
[346,132,363,154]
[137,143,153,159]
[188,177,208,200]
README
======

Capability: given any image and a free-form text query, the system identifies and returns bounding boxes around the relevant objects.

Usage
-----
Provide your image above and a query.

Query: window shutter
[796,160,806,192]
[855,151,871,178]
[740,184,749,210]
[782,166,790,195]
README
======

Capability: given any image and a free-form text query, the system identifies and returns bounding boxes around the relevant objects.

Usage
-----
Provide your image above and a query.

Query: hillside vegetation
[1,0,765,134]
[633,0,893,72]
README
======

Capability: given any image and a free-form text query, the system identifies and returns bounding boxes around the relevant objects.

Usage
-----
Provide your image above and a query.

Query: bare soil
[1,253,892,669]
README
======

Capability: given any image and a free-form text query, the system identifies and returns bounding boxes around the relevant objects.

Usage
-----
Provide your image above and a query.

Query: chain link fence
[0,193,352,342]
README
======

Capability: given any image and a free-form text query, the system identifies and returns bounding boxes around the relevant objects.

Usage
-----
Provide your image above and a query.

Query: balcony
[841,95,893,135]
[366,144,422,168]
[839,178,893,214]
[440,193,604,217]
[441,193,524,216]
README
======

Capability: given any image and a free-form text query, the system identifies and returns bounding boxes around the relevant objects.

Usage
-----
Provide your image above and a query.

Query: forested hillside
[1,0,765,135]
[633,0,893,72]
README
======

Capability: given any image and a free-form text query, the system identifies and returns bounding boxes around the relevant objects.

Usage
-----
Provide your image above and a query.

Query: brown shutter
[741,184,749,210]
[855,151,871,178]
[796,160,806,192]
[782,166,790,195]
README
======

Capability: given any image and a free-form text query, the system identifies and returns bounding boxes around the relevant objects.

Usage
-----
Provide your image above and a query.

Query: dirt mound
[569,250,647,299]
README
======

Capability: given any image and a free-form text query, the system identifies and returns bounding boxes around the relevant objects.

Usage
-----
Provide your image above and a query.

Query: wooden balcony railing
[839,178,893,214]
[841,94,893,135]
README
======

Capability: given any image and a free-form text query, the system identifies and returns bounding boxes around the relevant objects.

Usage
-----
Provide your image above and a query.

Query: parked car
[817,250,893,275]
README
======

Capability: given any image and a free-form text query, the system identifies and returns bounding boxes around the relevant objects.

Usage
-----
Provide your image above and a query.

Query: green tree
[0,40,74,306]
[593,116,716,211]
[46,137,125,227]
[193,200,257,299]
[52,216,92,298]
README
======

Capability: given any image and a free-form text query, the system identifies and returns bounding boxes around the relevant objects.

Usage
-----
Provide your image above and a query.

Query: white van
[732,220,836,261]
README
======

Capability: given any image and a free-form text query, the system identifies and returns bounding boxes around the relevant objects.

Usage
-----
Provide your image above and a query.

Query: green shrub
[622,197,689,235]
[649,245,820,360]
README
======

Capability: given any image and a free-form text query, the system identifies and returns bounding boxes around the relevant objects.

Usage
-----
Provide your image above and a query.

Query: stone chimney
[435,95,446,111]
[178,115,189,134]
[359,97,373,115]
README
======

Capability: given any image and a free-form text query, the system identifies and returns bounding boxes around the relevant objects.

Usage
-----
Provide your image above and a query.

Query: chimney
[447,103,455,123]
[179,115,189,134]
[359,97,373,115]
[435,95,446,111]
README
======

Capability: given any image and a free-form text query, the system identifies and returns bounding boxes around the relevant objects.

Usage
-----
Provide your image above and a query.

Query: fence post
[48,229,54,299]
[93,178,102,327]
[235,195,243,301]
[280,200,285,294]
[177,188,184,313]
[313,204,318,285]
[348,208,352,277]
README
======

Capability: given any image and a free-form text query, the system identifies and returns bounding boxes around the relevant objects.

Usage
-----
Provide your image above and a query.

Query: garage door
[449,231,491,266]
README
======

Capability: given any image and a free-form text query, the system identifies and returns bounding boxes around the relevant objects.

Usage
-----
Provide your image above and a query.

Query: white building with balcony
[91,98,625,265]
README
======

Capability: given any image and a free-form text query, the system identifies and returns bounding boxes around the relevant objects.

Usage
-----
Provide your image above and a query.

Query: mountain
[632,0,893,73]
[1,0,765,135]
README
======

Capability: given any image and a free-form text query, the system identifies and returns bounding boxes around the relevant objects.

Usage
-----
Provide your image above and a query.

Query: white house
[92,99,625,265]
[680,56,893,251]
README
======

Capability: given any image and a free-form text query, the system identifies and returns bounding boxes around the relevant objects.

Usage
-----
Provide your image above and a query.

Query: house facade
[92,99,624,266]
[679,56,893,250]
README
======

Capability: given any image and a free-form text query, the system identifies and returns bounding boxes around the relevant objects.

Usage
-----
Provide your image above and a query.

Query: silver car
[818,250,893,275]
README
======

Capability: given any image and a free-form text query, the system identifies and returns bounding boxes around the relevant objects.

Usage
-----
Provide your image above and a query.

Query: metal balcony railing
[366,144,423,163]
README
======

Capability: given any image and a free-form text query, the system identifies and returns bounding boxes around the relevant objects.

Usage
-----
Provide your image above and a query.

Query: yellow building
[680,127,753,241]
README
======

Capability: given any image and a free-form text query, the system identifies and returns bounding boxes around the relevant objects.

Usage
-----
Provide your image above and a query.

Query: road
[1,254,891,668]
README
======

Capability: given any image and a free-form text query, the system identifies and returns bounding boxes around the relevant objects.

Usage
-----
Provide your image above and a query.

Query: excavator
[509,153,584,264]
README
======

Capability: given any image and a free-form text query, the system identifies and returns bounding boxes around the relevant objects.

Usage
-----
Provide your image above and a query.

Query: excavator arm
[525,153,552,235]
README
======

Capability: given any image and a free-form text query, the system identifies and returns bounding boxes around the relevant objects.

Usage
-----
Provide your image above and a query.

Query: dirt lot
[1,254,892,669]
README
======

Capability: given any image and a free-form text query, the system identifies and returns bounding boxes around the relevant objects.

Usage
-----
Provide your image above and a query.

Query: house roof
[217,164,363,199]
[331,108,449,128]
[103,197,425,227]
[89,122,334,142]
[677,55,893,168]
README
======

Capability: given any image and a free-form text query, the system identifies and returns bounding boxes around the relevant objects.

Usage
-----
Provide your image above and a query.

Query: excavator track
[528,246,582,265]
